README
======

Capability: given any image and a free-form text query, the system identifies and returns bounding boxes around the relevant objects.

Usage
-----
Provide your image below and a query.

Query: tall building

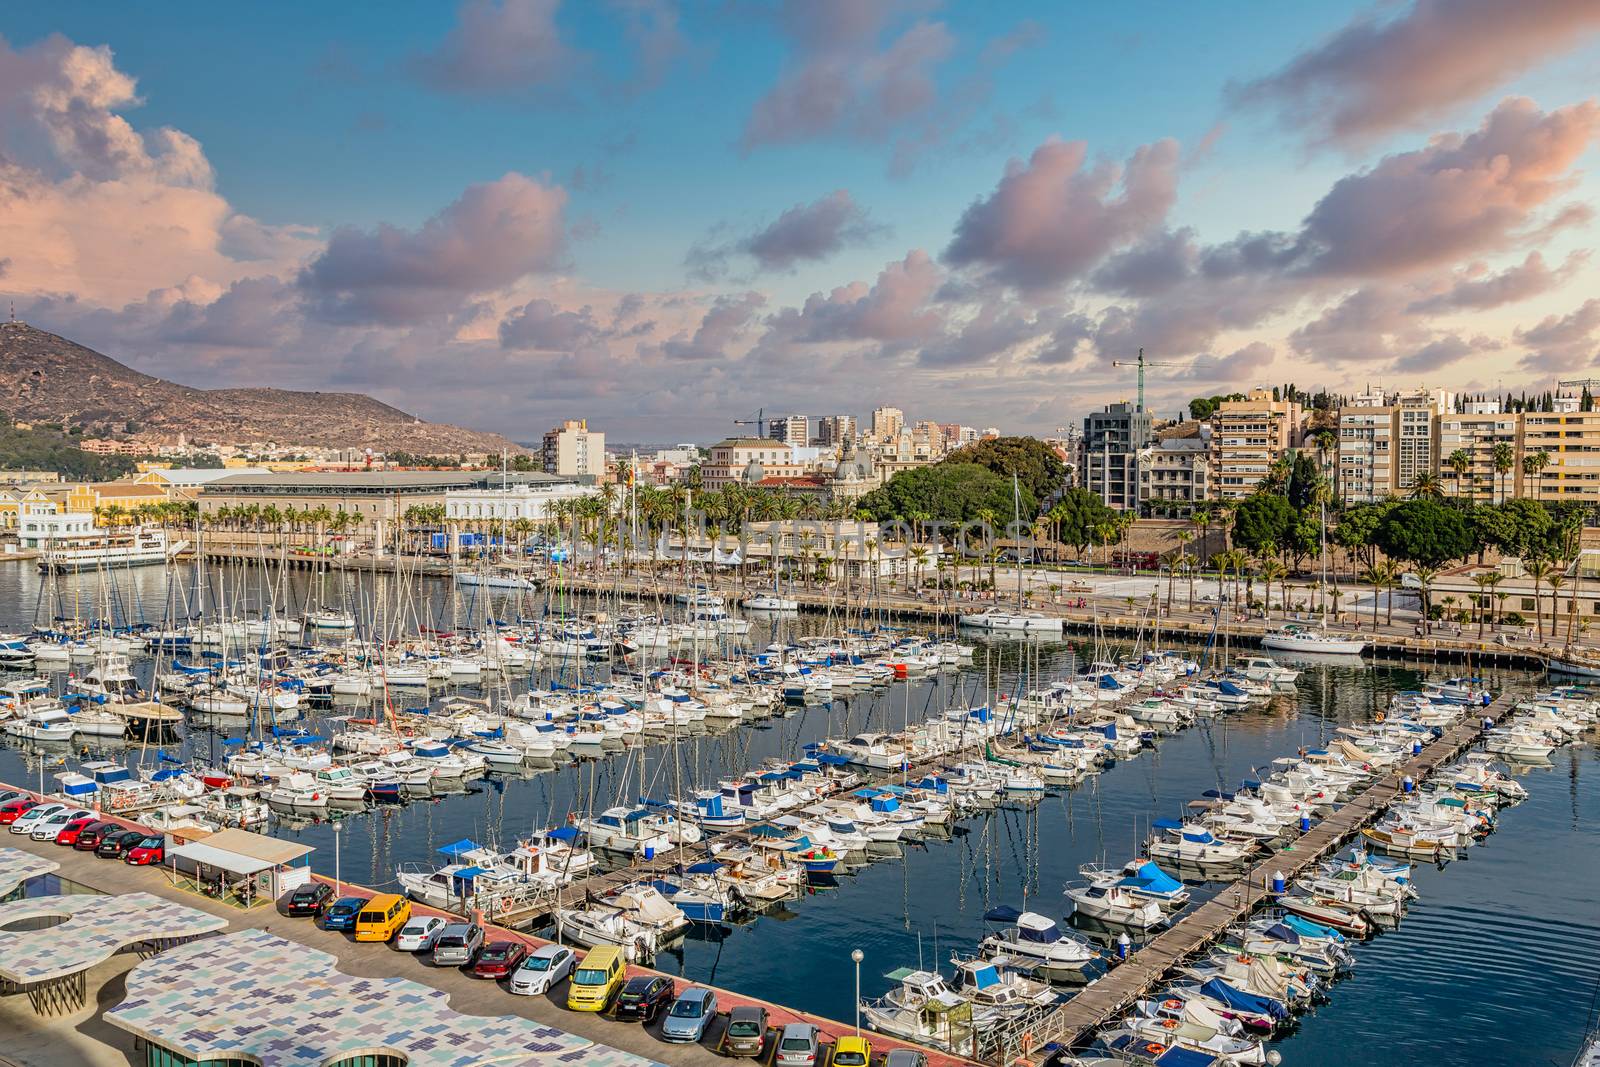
[815,415,857,449]
[767,415,809,447]
[1521,378,1600,503]
[1336,395,1396,504]
[1438,404,1519,503]
[1084,401,1152,510]
[1210,389,1303,500]
[870,406,904,443]
[541,419,605,478]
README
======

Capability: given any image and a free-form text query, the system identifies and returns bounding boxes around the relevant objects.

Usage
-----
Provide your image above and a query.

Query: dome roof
[834,452,874,481]
[742,459,765,484]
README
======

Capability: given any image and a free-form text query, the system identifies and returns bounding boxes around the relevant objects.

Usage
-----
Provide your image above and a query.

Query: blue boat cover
[686,861,724,874]
[1151,817,1184,831]
[1155,1048,1217,1067]
[438,838,481,857]
[983,904,1023,923]
[545,826,580,841]
[1281,913,1344,942]
[1121,861,1183,896]
[1200,978,1286,1019]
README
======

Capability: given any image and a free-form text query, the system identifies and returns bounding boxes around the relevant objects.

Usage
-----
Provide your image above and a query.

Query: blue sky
[5,1,1600,442]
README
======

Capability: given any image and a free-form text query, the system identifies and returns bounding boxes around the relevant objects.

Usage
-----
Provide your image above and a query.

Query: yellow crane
[1110,348,1182,413]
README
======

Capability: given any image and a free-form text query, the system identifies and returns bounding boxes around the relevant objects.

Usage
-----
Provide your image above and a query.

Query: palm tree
[1522,449,1550,501]
[1546,571,1567,645]
[1176,531,1197,608]
[1407,471,1442,499]
[1412,565,1440,632]
[1471,572,1503,637]
[1491,441,1515,503]
[1360,564,1387,630]
[1523,558,1552,640]
[1258,558,1287,617]
[1446,448,1472,503]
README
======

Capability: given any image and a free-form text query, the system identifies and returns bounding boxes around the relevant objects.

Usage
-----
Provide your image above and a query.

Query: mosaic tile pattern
[108,929,668,1067]
[0,890,227,983]
[0,845,60,898]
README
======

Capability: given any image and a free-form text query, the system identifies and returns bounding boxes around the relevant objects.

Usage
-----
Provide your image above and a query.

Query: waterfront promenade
[0,800,977,1067]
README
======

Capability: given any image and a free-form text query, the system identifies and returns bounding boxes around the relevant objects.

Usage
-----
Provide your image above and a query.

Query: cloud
[1292,97,1600,277]
[687,190,886,279]
[1185,341,1277,382]
[1231,0,1600,148]
[653,292,766,360]
[741,0,954,150]
[611,0,689,94]
[298,173,568,324]
[498,298,606,351]
[1392,333,1498,374]
[1406,251,1588,313]
[769,250,944,344]
[944,137,1180,292]
[408,0,580,94]
[1516,299,1600,373]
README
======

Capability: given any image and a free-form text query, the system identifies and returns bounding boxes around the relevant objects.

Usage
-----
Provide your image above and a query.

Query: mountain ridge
[0,321,521,454]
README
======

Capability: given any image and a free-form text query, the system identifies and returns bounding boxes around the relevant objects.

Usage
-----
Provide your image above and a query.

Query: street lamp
[851,948,864,1037]
[331,819,342,897]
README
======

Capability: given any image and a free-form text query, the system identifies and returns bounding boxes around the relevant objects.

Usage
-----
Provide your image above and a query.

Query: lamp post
[331,819,342,897]
[851,948,864,1037]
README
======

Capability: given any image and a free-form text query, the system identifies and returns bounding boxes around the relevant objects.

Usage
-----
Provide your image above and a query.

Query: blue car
[321,896,369,932]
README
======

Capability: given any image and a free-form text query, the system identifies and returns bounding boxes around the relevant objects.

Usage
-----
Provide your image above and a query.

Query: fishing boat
[859,969,978,1054]
[552,883,687,962]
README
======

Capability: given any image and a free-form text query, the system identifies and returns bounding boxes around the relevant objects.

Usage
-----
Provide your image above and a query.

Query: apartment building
[869,406,904,443]
[1137,427,1211,515]
[541,419,605,478]
[1210,389,1302,500]
[814,415,857,449]
[1520,380,1600,502]
[1083,401,1152,510]
[766,415,809,448]
[1336,389,1447,503]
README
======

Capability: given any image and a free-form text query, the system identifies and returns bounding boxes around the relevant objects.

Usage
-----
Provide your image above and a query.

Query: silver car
[774,1023,819,1067]
[394,915,447,952]
[430,922,484,967]
[661,987,718,1043]
[508,944,575,996]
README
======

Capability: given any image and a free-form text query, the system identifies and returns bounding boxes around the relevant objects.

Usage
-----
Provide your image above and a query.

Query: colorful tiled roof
[107,928,667,1067]
[0,890,227,984]
[0,845,59,898]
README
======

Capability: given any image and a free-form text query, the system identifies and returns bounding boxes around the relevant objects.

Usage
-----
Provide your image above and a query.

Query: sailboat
[1262,499,1367,655]
[959,473,1063,633]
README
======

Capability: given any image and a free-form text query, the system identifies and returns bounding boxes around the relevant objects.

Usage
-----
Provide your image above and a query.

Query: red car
[124,835,166,865]
[471,940,529,980]
[54,815,99,846]
[0,799,37,825]
[72,821,123,851]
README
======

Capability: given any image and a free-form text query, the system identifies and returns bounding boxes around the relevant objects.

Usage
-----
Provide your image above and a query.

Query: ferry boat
[39,526,184,572]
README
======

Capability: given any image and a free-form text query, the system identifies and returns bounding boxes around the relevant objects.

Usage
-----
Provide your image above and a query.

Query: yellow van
[354,894,411,942]
[566,945,626,1011]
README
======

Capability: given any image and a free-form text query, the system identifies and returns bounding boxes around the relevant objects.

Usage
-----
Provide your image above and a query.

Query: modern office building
[1083,401,1153,510]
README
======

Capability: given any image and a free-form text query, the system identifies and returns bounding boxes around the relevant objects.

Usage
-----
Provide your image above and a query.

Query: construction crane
[1111,348,1183,413]
[732,408,770,437]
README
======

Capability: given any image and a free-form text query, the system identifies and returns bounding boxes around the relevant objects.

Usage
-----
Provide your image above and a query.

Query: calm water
[2,560,1597,1066]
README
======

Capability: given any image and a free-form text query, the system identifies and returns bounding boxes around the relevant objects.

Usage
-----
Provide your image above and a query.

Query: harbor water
[1,561,1596,1067]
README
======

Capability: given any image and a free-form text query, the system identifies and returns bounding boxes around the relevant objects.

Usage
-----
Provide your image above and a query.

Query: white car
[30,807,92,842]
[393,915,448,953]
[10,802,67,835]
[508,943,575,995]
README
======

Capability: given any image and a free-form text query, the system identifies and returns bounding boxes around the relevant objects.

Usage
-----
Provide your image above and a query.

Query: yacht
[956,609,1064,633]
[1261,624,1367,655]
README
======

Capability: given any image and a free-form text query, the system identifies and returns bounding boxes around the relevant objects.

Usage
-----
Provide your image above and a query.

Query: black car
[95,828,148,858]
[72,820,123,851]
[283,881,335,917]
[614,975,676,1022]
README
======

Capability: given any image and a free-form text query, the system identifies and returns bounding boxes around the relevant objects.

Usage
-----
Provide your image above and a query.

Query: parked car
[394,915,449,953]
[72,820,122,851]
[124,835,166,865]
[883,1049,927,1067]
[30,807,93,842]
[53,815,99,846]
[321,896,369,932]
[774,1023,821,1067]
[96,828,147,858]
[0,799,36,826]
[661,987,718,1043]
[430,922,484,967]
[510,944,576,996]
[614,975,675,1023]
[471,940,528,980]
[831,1036,872,1067]
[10,802,66,835]
[282,881,335,917]
[0,789,30,806]
[723,1005,769,1058]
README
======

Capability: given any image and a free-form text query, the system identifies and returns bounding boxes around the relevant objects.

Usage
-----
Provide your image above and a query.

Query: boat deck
[1000,691,1521,1061]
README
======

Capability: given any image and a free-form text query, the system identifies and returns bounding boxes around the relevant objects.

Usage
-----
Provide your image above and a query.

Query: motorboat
[1065,880,1166,930]
[552,883,687,962]
[1146,819,1255,866]
[578,805,699,856]
[979,906,1104,983]
[948,954,1060,1017]
[859,969,979,1054]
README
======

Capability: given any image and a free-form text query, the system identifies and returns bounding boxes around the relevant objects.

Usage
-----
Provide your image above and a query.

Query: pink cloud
[1233,0,1600,147]
[408,0,581,94]
[944,137,1180,292]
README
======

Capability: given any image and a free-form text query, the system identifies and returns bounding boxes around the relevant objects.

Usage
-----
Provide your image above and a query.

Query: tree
[1360,564,1388,630]
[1285,453,1322,511]
[1048,488,1119,557]
[1332,501,1396,578]
[1523,558,1552,640]
[1411,565,1440,630]
[1231,492,1295,559]
[1472,572,1503,637]
[1258,558,1287,616]
[856,463,1025,525]
[1546,571,1567,646]
[1407,471,1443,499]
[1446,448,1472,502]
[1491,441,1515,503]
[1375,499,1473,569]
[942,436,1067,513]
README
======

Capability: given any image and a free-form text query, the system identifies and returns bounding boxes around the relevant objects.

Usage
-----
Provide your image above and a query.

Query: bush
[1503,611,1526,626]
[1426,605,1445,621]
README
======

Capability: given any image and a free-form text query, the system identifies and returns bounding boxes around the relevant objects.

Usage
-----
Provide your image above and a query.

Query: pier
[998,690,1522,1062]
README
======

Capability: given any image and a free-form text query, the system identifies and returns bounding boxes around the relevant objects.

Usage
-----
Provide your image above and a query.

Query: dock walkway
[1004,691,1519,1060]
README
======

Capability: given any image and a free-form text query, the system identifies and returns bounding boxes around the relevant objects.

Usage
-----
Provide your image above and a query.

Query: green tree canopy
[1285,452,1323,512]
[1332,500,1396,567]
[1050,488,1119,553]
[1187,393,1246,420]
[943,436,1066,514]
[856,463,1029,525]
[1375,499,1475,568]
[1232,492,1296,557]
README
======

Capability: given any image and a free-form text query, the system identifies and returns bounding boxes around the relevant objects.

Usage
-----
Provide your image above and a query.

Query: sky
[4,1,1600,444]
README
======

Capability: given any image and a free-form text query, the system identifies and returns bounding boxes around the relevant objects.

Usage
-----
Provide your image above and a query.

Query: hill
[0,320,520,453]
